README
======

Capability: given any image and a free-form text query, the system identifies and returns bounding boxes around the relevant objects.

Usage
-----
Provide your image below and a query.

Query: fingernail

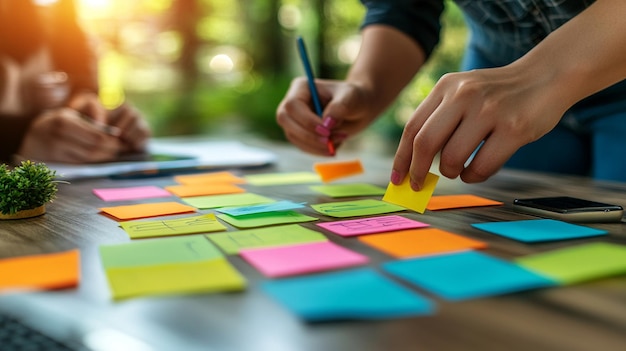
[318,136,330,144]
[410,179,422,192]
[390,170,402,184]
[322,116,336,129]
[315,125,331,137]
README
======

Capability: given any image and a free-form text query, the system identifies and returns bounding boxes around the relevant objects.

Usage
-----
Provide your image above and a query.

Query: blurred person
[277,0,626,187]
[0,0,150,165]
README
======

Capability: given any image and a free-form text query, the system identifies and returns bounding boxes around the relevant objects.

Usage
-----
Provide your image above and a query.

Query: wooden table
[1,139,625,351]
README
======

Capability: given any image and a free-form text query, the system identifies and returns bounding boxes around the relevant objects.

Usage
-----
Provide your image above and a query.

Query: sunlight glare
[209,54,235,74]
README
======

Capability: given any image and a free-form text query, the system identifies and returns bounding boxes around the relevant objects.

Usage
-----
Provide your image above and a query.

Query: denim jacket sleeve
[360,0,445,59]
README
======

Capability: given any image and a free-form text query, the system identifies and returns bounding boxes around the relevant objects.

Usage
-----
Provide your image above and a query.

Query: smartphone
[512,196,624,223]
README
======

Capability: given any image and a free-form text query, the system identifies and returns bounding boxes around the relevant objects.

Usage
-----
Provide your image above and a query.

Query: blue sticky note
[383,251,556,301]
[217,200,306,217]
[262,268,435,321]
[471,219,607,243]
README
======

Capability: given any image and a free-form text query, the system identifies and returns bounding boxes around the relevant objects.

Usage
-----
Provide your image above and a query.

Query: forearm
[346,25,426,116]
[513,0,626,109]
[0,114,36,164]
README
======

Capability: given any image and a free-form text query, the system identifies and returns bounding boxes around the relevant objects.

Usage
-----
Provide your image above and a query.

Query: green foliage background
[86,0,467,149]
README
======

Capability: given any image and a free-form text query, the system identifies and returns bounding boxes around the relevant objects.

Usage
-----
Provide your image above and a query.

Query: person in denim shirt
[277,0,626,187]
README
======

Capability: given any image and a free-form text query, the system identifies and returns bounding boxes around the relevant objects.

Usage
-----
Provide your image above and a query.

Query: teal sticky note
[471,219,607,243]
[262,268,435,321]
[383,251,556,301]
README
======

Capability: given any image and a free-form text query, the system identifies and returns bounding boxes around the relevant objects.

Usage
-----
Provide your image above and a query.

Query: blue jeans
[461,23,626,183]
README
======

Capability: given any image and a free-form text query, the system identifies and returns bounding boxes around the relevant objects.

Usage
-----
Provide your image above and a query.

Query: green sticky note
[182,193,275,209]
[244,172,321,186]
[516,243,626,284]
[99,235,222,269]
[105,258,246,300]
[217,210,318,228]
[207,224,328,254]
[382,173,439,214]
[311,199,405,218]
[310,183,386,198]
[120,214,227,239]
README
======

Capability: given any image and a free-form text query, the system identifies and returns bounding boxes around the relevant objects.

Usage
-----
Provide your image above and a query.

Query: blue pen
[296,36,335,155]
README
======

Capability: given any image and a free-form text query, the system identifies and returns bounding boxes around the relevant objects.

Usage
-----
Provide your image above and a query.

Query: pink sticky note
[316,215,429,237]
[93,186,172,202]
[240,241,369,278]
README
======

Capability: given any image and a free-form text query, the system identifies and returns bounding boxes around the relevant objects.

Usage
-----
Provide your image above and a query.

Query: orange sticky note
[313,159,364,182]
[0,249,80,292]
[427,194,503,211]
[358,228,487,258]
[174,171,246,185]
[100,201,196,220]
[382,173,439,214]
[165,183,246,197]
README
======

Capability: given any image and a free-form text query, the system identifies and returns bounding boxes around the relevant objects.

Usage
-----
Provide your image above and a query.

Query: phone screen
[513,196,622,213]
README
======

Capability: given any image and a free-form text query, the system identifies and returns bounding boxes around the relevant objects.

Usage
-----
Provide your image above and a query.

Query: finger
[460,131,521,183]
[277,78,332,155]
[53,110,124,154]
[390,93,443,186]
[438,115,491,180]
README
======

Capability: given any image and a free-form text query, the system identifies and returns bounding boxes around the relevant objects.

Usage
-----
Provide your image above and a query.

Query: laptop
[45,138,277,180]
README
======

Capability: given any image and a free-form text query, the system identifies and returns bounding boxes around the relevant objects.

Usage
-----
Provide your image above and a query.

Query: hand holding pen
[295,36,335,156]
[276,37,378,157]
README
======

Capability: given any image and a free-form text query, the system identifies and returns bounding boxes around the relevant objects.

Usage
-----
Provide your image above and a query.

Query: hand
[276,77,378,156]
[107,103,151,153]
[391,65,571,189]
[66,91,107,124]
[17,108,125,163]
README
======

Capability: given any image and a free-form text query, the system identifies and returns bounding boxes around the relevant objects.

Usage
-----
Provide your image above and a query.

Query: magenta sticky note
[240,241,369,278]
[316,215,429,237]
[93,186,172,202]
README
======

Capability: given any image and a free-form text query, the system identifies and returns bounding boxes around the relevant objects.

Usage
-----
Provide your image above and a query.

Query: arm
[392,0,626,189]
[0,114,36,164]
[276,0,444,156]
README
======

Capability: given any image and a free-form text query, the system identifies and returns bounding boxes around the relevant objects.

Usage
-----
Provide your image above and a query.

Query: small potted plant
[0,160,59,220]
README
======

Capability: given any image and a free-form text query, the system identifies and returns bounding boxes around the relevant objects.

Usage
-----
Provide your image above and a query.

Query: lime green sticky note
[311,199,406,218]
[244,172,321,186]
[105,258,247,300]
[120,214,227,239]
[310,183,387,198]
[182,193,275,209]
[217,210,318,228]
[99,235,222,269]
[207,224,328,255]
[516,243,626,284]
[382,173,439,214]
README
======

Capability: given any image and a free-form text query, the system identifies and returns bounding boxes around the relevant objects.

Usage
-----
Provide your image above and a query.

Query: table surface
[1,139,625,351]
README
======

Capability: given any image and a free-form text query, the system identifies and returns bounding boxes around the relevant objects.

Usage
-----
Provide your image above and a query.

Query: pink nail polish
[390,170,402,184]
[318,136,330,144]
[315,125,331,137]
[322,116,337,129]
[410,180,422,191]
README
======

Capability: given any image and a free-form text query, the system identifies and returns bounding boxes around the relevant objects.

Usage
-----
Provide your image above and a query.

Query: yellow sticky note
[174,171,246,185]
[0,249,80,292]
[100,202,196,220]
[382,173,439,213]
[165,183,246,197]
[105,258,246,300]
[120,214,227,239]
[313,159,364,182]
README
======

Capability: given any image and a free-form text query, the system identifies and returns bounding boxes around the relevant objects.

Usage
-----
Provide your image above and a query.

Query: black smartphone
[512,196,624,223]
